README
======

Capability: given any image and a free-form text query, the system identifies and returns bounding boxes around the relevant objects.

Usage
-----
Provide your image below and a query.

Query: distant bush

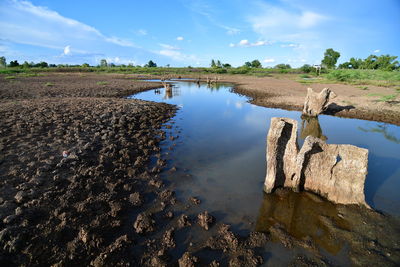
[274,63,292,69]
[300,64,313,73]
[228,67,250,74]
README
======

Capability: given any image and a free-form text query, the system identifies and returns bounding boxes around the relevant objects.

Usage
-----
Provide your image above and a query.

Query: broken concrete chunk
[264,117,369,207]
[302,88,337,117]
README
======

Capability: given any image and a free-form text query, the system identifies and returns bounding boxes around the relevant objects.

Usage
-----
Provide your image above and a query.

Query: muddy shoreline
[1,73,399,266]
[224,76,400,126]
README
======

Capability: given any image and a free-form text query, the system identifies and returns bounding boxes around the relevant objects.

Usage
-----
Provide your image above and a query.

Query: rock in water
[302,88,337,117]
[264,117,369,207]
[264,118,299,193]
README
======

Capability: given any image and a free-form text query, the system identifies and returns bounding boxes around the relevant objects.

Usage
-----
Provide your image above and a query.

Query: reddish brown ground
[215,74,400,125]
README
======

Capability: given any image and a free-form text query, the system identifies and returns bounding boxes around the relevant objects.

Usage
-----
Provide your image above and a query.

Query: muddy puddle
[129,80,400,265]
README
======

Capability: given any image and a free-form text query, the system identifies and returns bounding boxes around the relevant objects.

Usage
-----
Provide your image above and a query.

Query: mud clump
[206,224,267,266]
[134,213,156,234]
[197,211,215,230]
[178,214,192,228]
[178,252,198,267]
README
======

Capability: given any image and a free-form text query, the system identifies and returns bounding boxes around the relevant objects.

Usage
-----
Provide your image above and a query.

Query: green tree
[274,63,291,69]
[35,61,48,68]
[100,59,107,67]
[222,63,231,68]
[9,60,19,67]
[210,59,216,68]
[0,56,6,68]
[251,59,262,68]
[244,61,252,67]
[216,60,222,68]
[374,54,399,70]
[145,60,157,67]
[321,48,340,68]
[82,63,90,67]
[22,61,30,68]
[300,64,313,73]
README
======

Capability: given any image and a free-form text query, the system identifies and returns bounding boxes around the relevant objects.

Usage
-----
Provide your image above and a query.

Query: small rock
[177,214,191,228]
[178,252,198,267]
[164,211,174,219]
[162,228,175,249]
[129,192,143,206]
[189,197,201,205]
[149,179,163,188]
[14,191,27,204]
[197,211,214,230]
[133,212,155,234]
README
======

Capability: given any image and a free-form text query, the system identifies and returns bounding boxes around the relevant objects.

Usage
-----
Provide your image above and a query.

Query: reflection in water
[156,86,181,100]
[358,124,400,144]
[207,83,224,91]
[255,189,350,254]
[300,116,327,141]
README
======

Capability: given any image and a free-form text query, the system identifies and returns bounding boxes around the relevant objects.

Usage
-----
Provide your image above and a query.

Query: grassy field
[297,69,400,88]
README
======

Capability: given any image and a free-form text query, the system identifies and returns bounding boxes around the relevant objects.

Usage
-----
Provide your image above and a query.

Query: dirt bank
[218,75,400,125]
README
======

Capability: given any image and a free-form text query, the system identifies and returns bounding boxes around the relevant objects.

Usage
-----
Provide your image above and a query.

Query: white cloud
[157,45,198,62]
[102,56,137,65]
[136,29,147,36]
[280,43,299,48]
[299,11,326,28]
[176,36,184,41]
[263,58,275,63]
[63,45,71,55]
[248,3,329,43]
[230,39,270,47]
[105,36,137,47]
[373,49,380,53]
[159,43,180,50]
[239,39,250,46]
[220,25,240,35]
[0,0,144,59]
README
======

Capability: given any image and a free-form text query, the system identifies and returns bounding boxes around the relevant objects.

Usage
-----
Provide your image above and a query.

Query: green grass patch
[324,69,400,87]
[5,75,16,79]
[357,86,369,90]
[379,94,397,102]
[96,81,109,85]
[367,93,398,102]
[44,82,54,86]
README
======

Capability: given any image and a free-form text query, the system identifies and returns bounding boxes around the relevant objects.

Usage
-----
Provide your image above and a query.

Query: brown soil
[217,74,400,125]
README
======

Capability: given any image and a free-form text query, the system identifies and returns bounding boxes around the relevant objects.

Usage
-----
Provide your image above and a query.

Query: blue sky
[0,0,399,67]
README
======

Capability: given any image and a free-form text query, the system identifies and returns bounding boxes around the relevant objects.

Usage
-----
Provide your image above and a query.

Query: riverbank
[219,74,400,126]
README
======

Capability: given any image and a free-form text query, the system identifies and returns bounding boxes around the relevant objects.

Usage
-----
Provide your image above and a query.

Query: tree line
[1,50,399,71]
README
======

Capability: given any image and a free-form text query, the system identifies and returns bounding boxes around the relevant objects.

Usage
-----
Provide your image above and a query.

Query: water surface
[131,81,400,217]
